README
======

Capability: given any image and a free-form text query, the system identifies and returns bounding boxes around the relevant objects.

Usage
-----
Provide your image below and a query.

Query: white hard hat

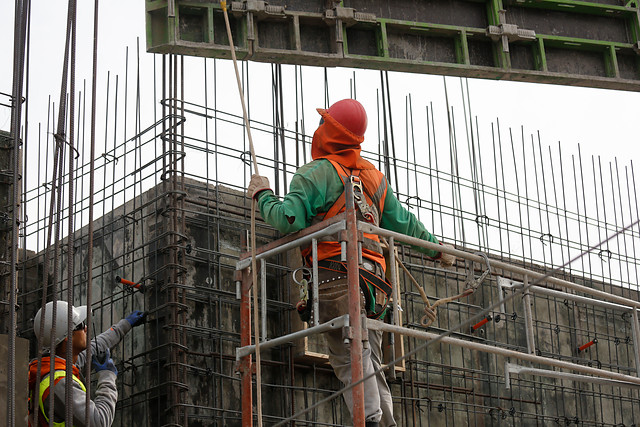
[33,301,87,352]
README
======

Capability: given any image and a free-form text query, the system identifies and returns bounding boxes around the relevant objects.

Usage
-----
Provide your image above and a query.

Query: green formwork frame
[146,0,640,91]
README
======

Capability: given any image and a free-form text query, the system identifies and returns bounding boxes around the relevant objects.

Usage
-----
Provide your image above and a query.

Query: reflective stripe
[39,370,86,426]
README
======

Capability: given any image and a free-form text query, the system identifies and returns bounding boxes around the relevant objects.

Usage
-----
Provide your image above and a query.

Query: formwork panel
[387,31,458,63]
[346,0,488,28]
[145,0,640,91]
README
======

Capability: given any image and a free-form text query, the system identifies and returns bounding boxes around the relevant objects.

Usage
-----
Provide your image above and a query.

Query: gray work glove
[438,243,456,267]
[92,348,118,375]
[247,174,271,200]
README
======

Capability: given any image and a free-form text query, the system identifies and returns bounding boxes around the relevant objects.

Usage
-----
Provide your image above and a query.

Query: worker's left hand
[439,243,456,267]
[247,174,271,200]
[125,310,146,327]
[92,348,118,375]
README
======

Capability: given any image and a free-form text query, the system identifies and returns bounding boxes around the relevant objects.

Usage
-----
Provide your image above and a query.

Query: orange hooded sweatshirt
[312,108,376,170]
[307,108,388,269]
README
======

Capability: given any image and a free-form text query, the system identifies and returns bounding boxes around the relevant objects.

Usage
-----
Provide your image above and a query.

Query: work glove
[125,310,146,327]
[247,174,271,200]
[438,243,457,267]
[92,348,118,375]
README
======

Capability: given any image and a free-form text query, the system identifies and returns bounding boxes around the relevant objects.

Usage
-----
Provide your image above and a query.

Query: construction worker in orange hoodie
[28,300,145,426]
[248,98,455,427]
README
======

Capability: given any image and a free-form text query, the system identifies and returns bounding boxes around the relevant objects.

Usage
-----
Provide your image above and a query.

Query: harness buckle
[293,267,311,302]
[464,252,492,291]
[362,212,375,222]
[350,175,376,223]
[350,176,364,198]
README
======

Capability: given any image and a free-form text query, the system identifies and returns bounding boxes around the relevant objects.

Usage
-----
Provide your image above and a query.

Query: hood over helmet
[312,99,374,170]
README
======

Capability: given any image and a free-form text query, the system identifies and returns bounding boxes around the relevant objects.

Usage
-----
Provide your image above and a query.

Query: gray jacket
[35,318,132,426]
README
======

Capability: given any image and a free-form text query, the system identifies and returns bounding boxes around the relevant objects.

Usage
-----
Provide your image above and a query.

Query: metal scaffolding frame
[236,183,640,425]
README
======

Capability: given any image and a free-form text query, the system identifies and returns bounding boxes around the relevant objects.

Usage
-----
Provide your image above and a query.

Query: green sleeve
[256,160,342,234]
[379,183,441,258]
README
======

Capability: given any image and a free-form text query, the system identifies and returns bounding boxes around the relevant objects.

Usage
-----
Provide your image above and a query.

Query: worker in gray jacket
[28,300,145,426]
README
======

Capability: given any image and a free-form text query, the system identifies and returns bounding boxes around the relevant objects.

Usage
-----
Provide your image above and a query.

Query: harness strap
[317,259,392,320]
[320,164,358,221]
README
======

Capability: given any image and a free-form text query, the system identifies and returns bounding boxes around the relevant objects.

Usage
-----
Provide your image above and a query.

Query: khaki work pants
[317,266,396,427]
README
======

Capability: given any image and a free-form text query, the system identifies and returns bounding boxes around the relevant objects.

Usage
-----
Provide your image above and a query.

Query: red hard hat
[325,99,368,137]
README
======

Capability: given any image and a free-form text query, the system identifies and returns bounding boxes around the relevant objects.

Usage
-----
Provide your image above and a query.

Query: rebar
[9,54,640,427]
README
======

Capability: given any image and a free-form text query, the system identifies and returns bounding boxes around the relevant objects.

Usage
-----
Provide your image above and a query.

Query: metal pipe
[505,363,640,390]
[632,309,640,377]
[388,237,399,325]
[360,222,640,309]
[501,277,631,312]
[312,238,319,326]
[345,180,366,425]
[497,277,508,314]
[261,258,266,342]
[527,284,630,312]
[239,269,253,427]
[236,221,345,270]
[388,236,400,375]
[366,319,640,386]
[236,315,348,360]
[522,275,536,355]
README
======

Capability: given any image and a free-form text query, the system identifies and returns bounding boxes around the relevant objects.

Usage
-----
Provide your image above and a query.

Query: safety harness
[299,161,393,320]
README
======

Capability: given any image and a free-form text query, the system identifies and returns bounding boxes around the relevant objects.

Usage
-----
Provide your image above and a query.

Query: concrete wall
[0,335,29,426]
[17,177,640,426]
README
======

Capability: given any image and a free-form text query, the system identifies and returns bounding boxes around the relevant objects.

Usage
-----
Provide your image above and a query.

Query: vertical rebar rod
[428,102,444,240]
[408,95,420,221]
[609,159,626,420]
[18,0,31,384]
[83,2,99,425]
[384,72,399,191]
[379,72,391,180]
[7,0,29,424]
[46,0,75,422]
[405,96,410,204]
[65,0,78,422]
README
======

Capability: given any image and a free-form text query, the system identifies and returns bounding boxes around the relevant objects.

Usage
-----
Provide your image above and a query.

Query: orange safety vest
[302,159,388,271]
[28,356,84,427]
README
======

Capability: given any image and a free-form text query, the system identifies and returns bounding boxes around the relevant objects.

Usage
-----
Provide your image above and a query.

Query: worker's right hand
[92,348,118,375]
[247,174,271,200]
[438,243,456,267]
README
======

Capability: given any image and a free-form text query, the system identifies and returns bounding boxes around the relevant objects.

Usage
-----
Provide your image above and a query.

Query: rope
[382,237,473,328]
[220,2,263,425]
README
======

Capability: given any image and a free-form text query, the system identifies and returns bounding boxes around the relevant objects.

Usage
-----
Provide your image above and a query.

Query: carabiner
[350,175,364,195]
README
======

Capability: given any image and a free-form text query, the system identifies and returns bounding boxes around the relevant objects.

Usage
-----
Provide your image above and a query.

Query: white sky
[1,1,638,161]
[1,1,640,286]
